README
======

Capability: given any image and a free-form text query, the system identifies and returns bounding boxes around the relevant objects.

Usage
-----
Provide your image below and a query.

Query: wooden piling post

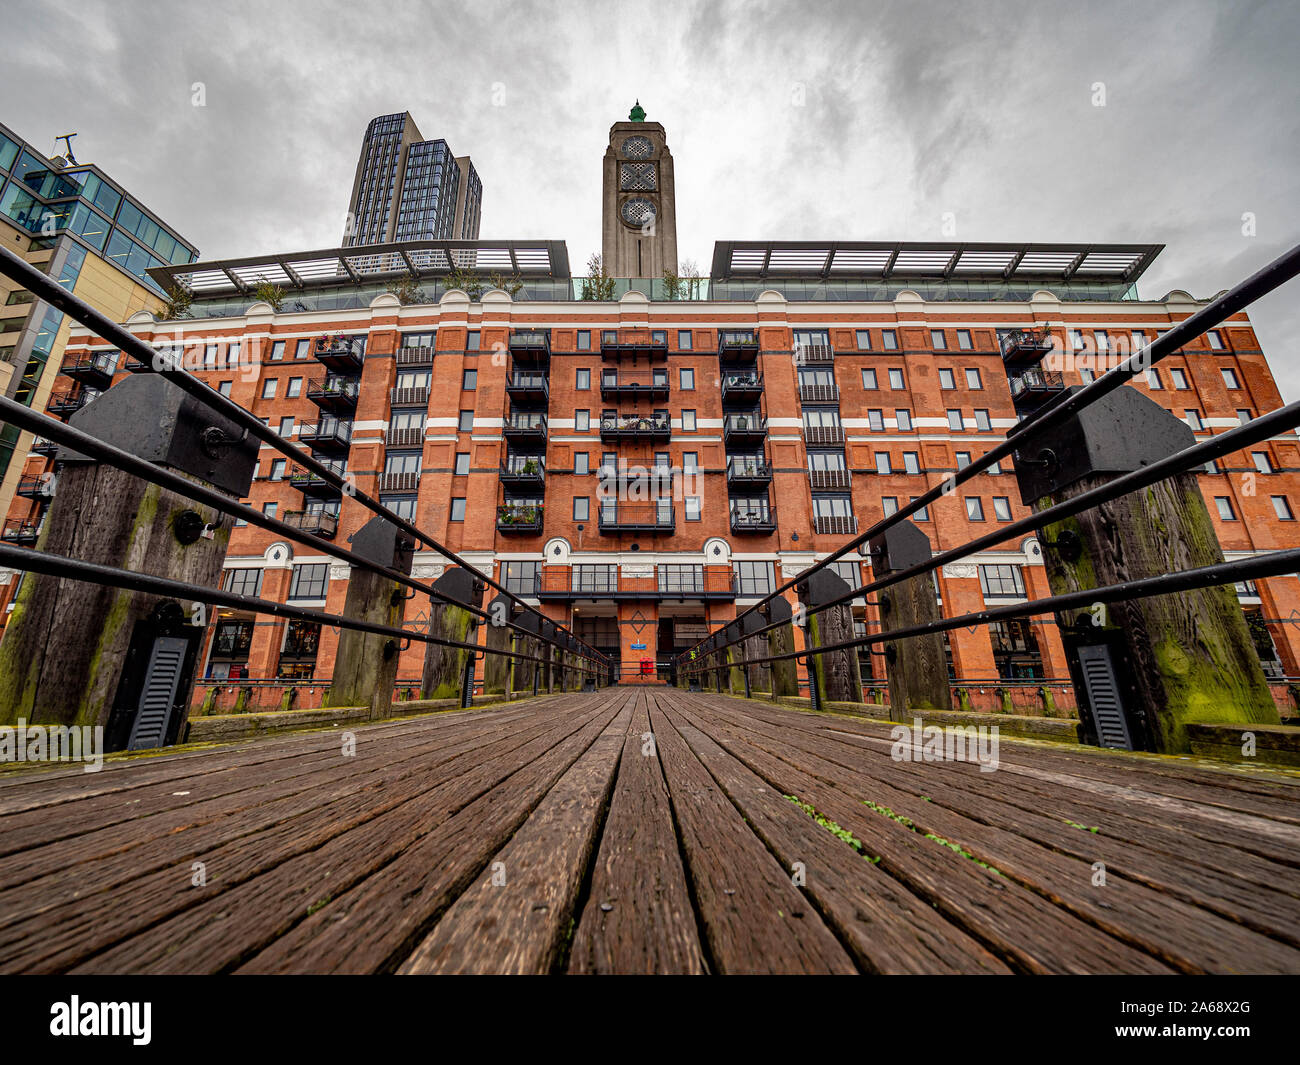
[482,593,511,695]
[797,569,863,706]
[763,597,800,697]
[418,568,483,700]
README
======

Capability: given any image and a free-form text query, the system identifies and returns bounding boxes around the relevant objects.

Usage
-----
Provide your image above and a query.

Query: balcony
[314,335,364,373]
[793,343,834,365]
[386,425,424,447]
[598,501,675,535]
[379,470,420,493]
[803,424,845,446]
[1,520,39,545]
[600,330,669,362]
[723,412,767,445]
[509,330,551,366]
[809,468,851,491]
[600,411,671,441]
[814,514,858,536]
[47,387,98,420]
[726,455,773,488]
[536,566,737,600]
[390,384,431,408]
[289,460,347,499]
[731,504,777,534]
[283,509,339,539]
[503,414,548,445]
[299,419,352,454]
[597,462,675,492]
[1009,369,1066,412]
[61,350,118,389]
[121,353,151,373]
[497,502,544,534]
[1000,327,1055,367]
[600,371,669,401]
[721,370,763,404]
[718,332,760,363]
[307,376,358,414]
[506,373,550,405]
[500,457,545,488]
[30,437,59,458]
[396,345,435,367]
[799,382,840,403]
[16,475,54,501]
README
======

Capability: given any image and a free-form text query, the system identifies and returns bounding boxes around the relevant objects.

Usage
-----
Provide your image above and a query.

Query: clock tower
[602,101,678,279]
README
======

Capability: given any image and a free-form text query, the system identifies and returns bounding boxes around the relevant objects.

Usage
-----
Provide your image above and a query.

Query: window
[1237,409,1253,425]
[732,560,775,597]
[269,340,285,361]
[288,563,329,600]
[1171,368,1189,389]
[685,496,701,521]
[895,409,913,431]
[861,368,877,389]
[223,568,263,597]
[458,410,474,432]
[1070,330,1084,351]
[930,329,946,350]
[270,459,286,480]
[875,453,891,475]
[218,380,233,397]
[573,496,589,521]
[1215,496,1236,521]
[1095,329,1110,353]
[955,451,971,469]
[450,498,466,521]
[881,496,898,516]
[1185,409,1203,431]
[939,369,955,390]
[287,377,302,398]
[263,502,278,519]
[574,452,589,475]
[682,451,699,474]
[575,410,590,432]
[965,368,982,390]
[1080,368,1095,384]
[947,409,964,431]
[462,369,477,390]
[882,330,897,350]
[1147,369,1163,390]
[902,451,920,474]
[576,368,590,390]
[974,409,991,431]
[957,329,973,350]
[888,368,905,390]
[979,564,1025,598]
[504,561,540,595]
[1253,452,1273,474]
[911,497,930,521]
[278,416,294,436]
[965,497,985,521]
[466,331,480,351]
[1221,368,1240,389]
[992,497,1012,521]
[682,409,697,431]
[262,379,277,399]
[1132,330,1148,352]
[855,330,871,350]
[1208,330,1224,350]
[868,409,884,431]
[294,339,311,360]
[384,452,420,477]
[573,565,616,593]
[680,367,695,390]
[576,330,591,351]
[384,497,417,522]
[454,452,469,476]
[1272,496,1294,521]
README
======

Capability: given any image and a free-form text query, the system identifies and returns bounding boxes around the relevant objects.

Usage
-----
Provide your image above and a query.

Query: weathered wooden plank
[568,693,709,974]
[397,703,632,974]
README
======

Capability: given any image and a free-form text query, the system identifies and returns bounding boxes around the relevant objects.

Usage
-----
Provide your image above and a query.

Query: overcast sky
[7,0,1298,393]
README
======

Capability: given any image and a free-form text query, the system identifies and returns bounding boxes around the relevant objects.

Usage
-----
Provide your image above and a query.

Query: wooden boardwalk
[1,687,1299,974]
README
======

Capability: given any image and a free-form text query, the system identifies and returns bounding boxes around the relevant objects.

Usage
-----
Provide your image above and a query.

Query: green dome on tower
[629,100,646,122]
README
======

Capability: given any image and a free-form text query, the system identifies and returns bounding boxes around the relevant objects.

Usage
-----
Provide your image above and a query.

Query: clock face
[619,162,656,191]
[620,198,656,228]
[622,135,653,159]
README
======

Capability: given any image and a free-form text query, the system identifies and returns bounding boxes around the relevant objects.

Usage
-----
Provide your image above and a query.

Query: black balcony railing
[505,374,550,405]
[1009,369,1066,412]
[731,505,777,534]
[718,332,760,362]
[500,457,545,487]
[600,331,669,361]
[283,509,339,539]
[386,425,424,447]
[390,384,431,407]
[47,388,98,419]
[289,461,347,497]
[314,335,364,372]
[30,436,59,457]
[799,382,840,403]
[1,519,40,545]
[809,468,851,491]
[299,419,352,453]
[814,514,858,535]
[598,501,675,534]
[721,371,763,403]
[793,343,834,365]
[600,411,671,440]
[307,376,359,412]
[379,470,420,493]
[60,350,118,388]
[497,502,544,533]
[16,475,54,501]
[723,412,768,443]
[600,372,669,400]
[395,345,435,366]
[726,455,773,487]
[509,330,551,355]
[1000,327,1056,366]
[504,414,548,443]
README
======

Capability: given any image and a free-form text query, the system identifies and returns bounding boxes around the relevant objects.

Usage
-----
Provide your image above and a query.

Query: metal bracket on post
[460,656,475,708]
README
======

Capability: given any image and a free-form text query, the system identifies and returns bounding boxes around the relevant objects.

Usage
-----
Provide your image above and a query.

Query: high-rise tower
[601,101,677,278]
[343,112,482,246]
